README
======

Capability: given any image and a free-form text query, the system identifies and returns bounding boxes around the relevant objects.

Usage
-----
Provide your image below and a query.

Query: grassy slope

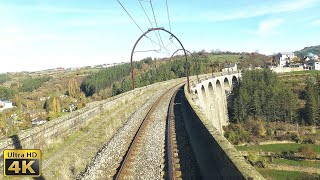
[236,143,320,153]
[283,70,320,75]
[272,158,320,168]
[207,54,240,62]
[257,168,311,180]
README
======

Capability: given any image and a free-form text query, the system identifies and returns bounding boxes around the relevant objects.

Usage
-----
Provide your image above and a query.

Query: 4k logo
[3,149,41,177]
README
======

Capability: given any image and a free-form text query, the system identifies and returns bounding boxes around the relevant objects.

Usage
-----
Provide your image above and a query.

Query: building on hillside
[56,67,65,71]
[304,60,320,70]
[0,100,13,111]
[222,63,237,72]
[274,52,296,67]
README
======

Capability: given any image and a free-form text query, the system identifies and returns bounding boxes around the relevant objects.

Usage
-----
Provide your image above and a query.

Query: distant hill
[294,45,320,58]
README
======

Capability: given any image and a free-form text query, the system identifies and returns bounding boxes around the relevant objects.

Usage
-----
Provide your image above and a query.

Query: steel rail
[114,84,181,179]
[166,88,181,180]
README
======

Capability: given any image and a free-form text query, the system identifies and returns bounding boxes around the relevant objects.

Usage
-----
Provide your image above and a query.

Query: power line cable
[149,0,170,54]
[169,35,179,49]
[116,0,169,51]
[138,0,162,50]
[134,49,160,53]
[165,0,172,32]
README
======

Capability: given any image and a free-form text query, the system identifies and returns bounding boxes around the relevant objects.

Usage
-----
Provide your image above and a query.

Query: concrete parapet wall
[184,84,265,179]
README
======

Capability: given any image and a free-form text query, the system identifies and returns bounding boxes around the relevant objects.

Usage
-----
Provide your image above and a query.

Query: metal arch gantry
[130,27,190,93]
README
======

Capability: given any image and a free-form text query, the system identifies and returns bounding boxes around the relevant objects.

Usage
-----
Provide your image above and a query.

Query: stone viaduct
[191,72,241,133]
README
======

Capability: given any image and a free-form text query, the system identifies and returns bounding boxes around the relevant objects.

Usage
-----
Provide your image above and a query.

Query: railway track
[166,89,182,180]
[114,84,182,180]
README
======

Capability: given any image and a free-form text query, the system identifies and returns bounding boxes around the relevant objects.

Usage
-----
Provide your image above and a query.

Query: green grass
[257,168,314,180]
[236,143,320,153]
[283,70,320,75]
[272,158,320,168]
[207,54,241,62]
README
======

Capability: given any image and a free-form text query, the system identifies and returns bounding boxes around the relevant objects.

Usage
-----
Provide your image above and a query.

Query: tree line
[80,55,215,98]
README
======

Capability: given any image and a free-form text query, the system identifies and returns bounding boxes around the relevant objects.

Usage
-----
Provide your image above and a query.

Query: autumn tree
[67,79,80,98]
[11,94,22,109]
[45,97,61,120]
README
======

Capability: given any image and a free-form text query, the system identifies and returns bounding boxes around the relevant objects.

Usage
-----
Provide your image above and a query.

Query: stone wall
[270,66,304,73]
[0,79,180,164]
[184,84,265,179]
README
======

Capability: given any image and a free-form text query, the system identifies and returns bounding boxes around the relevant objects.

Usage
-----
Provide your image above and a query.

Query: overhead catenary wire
[138,0,162,51]
[169,35,180,49]
[165,0,172,32]
[116,0,170,52]
[149,0,170,54]
[134,49,160,53]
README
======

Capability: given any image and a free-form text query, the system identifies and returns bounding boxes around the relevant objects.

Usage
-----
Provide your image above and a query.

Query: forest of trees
[0,74,10,84]
[0,86,16,100]
[80,54,215,98]
[230,69,320,126]
[304,75,320,125]
[80,63,131,97]
[230,69,298,123]
[19,76,52,92]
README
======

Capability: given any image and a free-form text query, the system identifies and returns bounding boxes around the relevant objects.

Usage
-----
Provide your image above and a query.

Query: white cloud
[0,26,21,33]
[256,19,284,36]
[311,19,320,25]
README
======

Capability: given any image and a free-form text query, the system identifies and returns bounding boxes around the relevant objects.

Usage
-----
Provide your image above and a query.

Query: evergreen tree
[304,77,319,125]
[231,69,298,123]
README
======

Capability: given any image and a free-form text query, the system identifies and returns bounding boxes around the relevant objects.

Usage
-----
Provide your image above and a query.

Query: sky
[0,0,320,73]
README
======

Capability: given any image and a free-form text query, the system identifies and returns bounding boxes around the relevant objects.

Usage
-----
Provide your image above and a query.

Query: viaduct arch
[191,73,241,133]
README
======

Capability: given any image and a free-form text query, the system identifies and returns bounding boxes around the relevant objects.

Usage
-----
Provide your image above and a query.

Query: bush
[224,123,250,144]
[247,152,268,168]
[224,129,237,144]
[298,145,315,159]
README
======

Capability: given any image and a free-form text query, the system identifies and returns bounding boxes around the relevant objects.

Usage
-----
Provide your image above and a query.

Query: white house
[304,60,320,70]
[277,52,296,67]
[316,61,320,70]
[280,52,295,61]
[0,100,13,111]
